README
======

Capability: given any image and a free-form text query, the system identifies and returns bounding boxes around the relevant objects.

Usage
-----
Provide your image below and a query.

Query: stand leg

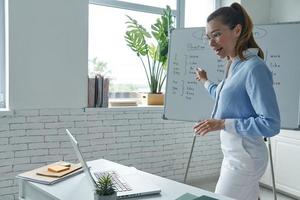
[184,134,197,183]
[267,138,277,200]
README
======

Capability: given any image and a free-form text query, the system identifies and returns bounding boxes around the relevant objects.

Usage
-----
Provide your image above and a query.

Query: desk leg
[268,138,277,200]
[18,179,25,200]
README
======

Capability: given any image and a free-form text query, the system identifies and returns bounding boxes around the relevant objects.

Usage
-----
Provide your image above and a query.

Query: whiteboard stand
[265,137,277,200]
[184,135,278,200]
[184,134,197,183]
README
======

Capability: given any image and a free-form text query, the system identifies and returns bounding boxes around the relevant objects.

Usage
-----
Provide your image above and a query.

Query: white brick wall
[0,107,222,200]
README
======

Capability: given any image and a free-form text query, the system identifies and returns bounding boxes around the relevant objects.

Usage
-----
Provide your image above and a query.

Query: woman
[194,3,280,200]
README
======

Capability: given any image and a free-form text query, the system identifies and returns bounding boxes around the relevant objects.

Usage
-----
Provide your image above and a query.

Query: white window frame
[90,0,179,26]
[89,0,220,33]
[0,0,9,111]
[89,0,221,28]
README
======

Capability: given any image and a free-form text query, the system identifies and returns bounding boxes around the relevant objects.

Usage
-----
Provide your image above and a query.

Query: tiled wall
[0,107,222,200]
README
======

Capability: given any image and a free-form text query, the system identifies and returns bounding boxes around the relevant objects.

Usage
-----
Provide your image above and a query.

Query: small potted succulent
[94,174,117,200]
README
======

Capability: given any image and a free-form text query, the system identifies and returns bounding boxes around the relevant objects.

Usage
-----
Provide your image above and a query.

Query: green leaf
[95,174,116,196]
[124,5,174,93]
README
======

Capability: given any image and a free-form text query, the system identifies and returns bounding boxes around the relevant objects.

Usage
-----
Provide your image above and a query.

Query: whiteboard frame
[163,23,300,130]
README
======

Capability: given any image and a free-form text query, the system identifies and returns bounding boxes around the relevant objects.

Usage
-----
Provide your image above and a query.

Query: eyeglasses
[204,29,230,42]
[204,31,223,42]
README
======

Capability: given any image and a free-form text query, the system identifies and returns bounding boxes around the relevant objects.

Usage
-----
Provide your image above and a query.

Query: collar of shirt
[228,48,259,77]
[232,48,259,62]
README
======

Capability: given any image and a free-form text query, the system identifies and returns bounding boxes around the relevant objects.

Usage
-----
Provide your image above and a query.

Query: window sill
[86,97,164,111]
[109,104,163,108]
[0,109,13,116]
[84,104,164,112]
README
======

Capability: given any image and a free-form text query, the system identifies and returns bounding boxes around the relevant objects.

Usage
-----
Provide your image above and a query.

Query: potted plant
[124,6,174,105]
[94,174,117,200]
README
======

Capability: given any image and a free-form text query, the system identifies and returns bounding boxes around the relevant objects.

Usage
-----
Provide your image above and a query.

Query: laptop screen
[66,129,97,188]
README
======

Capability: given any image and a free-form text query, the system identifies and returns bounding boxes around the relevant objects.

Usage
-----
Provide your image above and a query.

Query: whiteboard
[163,23,300,129]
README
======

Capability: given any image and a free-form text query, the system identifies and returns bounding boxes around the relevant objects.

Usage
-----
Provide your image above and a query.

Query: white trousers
[215,130,268,200]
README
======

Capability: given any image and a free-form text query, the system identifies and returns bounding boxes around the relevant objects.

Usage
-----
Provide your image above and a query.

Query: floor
[188,177,297,200]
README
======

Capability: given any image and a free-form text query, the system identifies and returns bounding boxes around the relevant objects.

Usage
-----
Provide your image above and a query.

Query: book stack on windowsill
[88,75,109,108]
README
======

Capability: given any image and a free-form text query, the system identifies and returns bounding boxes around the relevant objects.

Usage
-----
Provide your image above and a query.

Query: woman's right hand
[196,68,208,84]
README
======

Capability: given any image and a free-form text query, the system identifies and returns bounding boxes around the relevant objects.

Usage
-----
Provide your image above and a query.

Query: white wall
[9,0,88,110]
[241,0,270,24]
[0,0,5,104]
[222,0,300,24]
[221,0,240,7]
[221,0,271,24]
[0,107,222,200]
[270,0,300,23]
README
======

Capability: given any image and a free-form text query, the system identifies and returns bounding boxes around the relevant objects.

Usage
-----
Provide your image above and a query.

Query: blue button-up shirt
[205,48,281,137]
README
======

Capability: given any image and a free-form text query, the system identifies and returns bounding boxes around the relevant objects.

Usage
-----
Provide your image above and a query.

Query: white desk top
[19,159,233,200]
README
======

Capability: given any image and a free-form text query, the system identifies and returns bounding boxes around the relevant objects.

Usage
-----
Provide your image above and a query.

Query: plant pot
[142,93,164,105]
[94,192,117,200]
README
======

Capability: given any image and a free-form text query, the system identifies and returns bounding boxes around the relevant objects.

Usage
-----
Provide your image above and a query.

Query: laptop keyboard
[94,171,132,192]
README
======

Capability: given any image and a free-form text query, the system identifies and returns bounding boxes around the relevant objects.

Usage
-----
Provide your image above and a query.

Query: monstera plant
[124,6,174,95]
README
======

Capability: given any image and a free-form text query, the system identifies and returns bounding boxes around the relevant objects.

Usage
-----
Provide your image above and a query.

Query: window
[89,0,216,100]
[89,5,162,95]
[119,0,176,9]
[185,0,215,28]
[0,0,7,109]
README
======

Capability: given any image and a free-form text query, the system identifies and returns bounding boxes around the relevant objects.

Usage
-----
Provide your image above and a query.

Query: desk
[18,159,233,200]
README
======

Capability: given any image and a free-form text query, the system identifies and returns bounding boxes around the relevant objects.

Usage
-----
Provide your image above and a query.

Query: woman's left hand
[193,119,225,136]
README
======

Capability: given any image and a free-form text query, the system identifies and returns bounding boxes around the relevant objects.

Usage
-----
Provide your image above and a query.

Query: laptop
[65,129,161,199]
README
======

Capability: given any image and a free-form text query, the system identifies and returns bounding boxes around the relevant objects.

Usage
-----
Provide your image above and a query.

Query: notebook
[16,161,82,185]
[66,129,161,199]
